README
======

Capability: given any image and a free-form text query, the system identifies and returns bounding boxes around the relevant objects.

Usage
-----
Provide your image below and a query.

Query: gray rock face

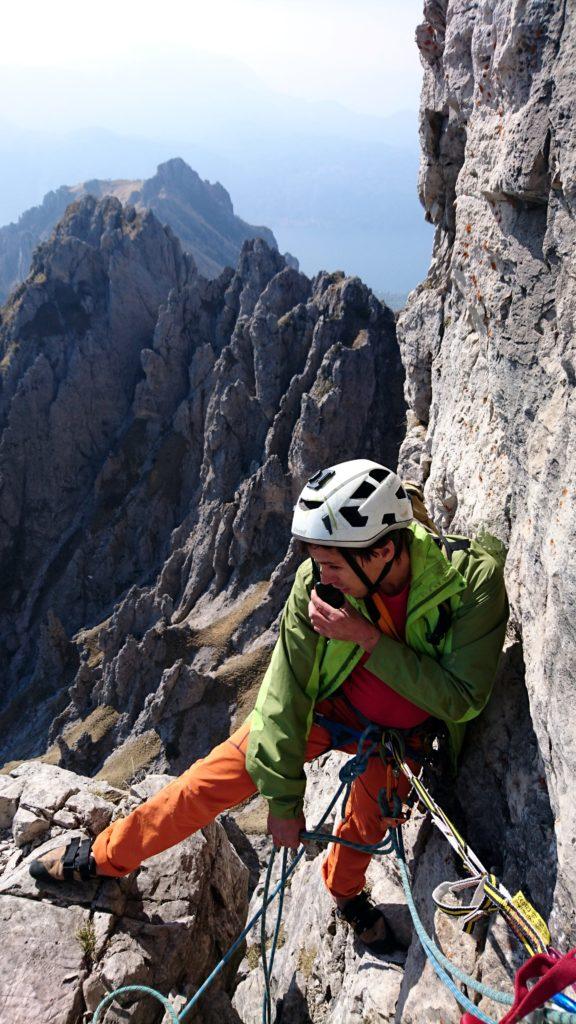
[0,763,249,1024]
[393,0,576,1016]
[0,157,278,302]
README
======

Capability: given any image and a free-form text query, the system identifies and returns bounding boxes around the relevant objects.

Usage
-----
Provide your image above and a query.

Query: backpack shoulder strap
[441,535,472,562]
[427,534,472,648]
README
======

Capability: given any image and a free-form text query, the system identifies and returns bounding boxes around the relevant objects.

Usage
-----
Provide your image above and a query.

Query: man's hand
[309,589,381,652]
[267,812,306,850]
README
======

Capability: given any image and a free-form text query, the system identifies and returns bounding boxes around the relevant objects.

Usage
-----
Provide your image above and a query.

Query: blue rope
[261,847,289,1024]
[554,996,576,1016]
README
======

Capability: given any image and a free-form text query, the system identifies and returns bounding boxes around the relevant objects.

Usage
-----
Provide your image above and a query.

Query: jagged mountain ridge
[0,192,404,772]
[0,157,279,303]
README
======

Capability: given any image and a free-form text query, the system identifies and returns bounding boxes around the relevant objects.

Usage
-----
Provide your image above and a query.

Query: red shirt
[342,581,430,728]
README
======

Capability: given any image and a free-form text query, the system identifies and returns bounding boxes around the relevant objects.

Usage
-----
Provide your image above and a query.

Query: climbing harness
[91,726,576,1024]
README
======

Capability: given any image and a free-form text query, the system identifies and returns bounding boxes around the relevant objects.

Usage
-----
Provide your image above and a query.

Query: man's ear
[379,539,395,563]
[359,539,394,565]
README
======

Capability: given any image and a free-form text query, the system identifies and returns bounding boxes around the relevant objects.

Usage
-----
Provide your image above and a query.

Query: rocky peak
[0,196,193,705]
[145,157,235,216]
[0,158,278,303]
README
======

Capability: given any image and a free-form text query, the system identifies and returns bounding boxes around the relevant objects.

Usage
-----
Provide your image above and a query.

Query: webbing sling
[461,947,576,1024]
[392,738,551,957]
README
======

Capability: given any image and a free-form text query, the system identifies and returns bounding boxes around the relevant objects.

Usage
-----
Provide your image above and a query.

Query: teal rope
[303,822,514,1006]
[256,733,377,1024]
[90,849,306,1023]
[391,826,512,1006]
[92,984,179,1022]
[266,847,289,976]
[91,726,373,1023]
[531,1012,576,1023]
[391,826,497,1024]
[304,790,511,1019]
[261,849,274,1024]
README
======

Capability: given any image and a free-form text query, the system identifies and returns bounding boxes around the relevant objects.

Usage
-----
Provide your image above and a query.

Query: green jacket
[246,521,508,819]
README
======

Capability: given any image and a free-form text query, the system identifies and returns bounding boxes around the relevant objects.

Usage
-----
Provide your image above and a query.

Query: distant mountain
[0,158,278,303]
[0,88,433,296]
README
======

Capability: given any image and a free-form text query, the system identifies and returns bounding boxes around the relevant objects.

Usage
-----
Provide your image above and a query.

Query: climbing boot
[337,891,402,955]
[29,837,97,883]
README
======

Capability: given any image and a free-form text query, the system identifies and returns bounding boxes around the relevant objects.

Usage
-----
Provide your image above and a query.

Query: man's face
[308,543,393,598]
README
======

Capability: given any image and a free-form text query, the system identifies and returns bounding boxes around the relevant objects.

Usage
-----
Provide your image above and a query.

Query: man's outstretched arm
[246,560,322,830]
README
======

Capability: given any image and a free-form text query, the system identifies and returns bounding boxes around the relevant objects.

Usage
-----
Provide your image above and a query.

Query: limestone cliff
[233,0,576,1020]
[394,0,575,1018]
[0,157,278,302]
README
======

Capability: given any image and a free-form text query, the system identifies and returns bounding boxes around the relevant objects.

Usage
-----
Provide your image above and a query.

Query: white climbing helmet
[291,459,413,548]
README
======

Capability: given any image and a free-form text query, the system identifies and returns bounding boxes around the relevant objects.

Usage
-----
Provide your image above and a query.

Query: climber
[30,459,508,954]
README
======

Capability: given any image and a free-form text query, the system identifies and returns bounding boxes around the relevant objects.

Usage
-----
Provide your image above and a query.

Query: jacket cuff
[266,797,305,820]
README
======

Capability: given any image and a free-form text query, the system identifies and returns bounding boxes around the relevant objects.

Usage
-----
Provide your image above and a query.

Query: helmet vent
[322,514,333,535]
[370,467,390,483]
[299,498,323,510]
[395,486,406,500]
[381,512,397,526]
[341,506,369,527]
[350,481,376,500]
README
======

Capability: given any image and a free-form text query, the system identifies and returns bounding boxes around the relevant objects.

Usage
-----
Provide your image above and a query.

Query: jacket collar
[348,521,466,622]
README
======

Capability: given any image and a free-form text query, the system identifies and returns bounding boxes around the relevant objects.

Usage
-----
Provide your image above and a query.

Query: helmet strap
[341,548,395,597]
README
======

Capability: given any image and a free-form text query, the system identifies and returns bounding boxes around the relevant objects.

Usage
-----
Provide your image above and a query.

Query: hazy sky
[2,0,424,129]
[1,0,431,294]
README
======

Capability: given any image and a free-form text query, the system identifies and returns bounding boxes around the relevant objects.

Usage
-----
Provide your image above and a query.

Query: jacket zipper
[407,578,464,624]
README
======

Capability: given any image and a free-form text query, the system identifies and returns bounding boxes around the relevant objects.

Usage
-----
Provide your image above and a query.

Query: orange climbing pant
[91,694,415,900]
